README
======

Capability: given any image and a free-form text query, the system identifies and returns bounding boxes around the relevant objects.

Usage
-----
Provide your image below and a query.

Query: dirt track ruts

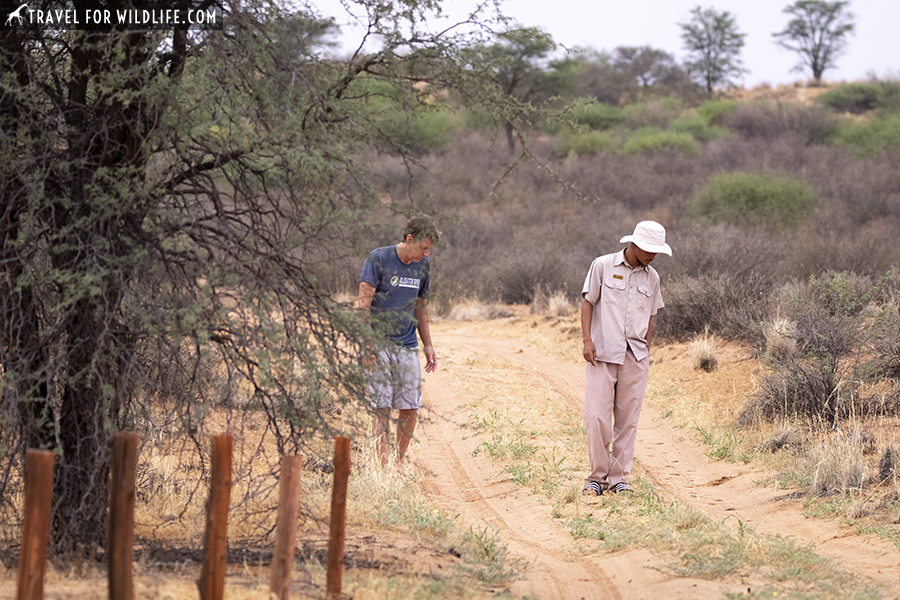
[411,324,900,599]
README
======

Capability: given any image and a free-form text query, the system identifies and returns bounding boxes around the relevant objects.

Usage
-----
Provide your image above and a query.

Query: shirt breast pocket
[637,284,653,312]
[603,277,627,305]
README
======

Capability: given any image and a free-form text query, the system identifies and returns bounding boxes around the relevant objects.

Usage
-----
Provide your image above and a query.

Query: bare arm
[357,281,375,312]
[358,282,376,365]
[415,298,437,373]
[646,315,655,350]
[581,297,596,364]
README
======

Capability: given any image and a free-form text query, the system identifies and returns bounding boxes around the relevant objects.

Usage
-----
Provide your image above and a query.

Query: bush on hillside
[669,115,730,142]
[569,101,627,130]
[622,127,698,156]
[555,130,618,157]
[833,112,900,156]
[622,98,683,129]
[816,81,900,114]
[688,172,817,228]
[723,103,836,146]
[697,99,738,125]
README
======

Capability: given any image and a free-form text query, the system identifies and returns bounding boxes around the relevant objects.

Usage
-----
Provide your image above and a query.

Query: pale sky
[313,0,899,87]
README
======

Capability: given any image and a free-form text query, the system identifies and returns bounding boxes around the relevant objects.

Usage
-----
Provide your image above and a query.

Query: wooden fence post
[108,431,140,600]
[198,433,233,600]
[269,454,303,600]
[326,436,351,600]
[16,449,55,600]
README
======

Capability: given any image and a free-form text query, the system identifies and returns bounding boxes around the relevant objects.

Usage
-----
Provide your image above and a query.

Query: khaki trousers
[584,346,649,488]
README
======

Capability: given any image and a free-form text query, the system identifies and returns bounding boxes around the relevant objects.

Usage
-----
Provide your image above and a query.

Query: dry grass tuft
[530,285,577,317]
[445,298,511,322]
[810,431,868,496]
[762,317,798,361]
[689,327,718,372]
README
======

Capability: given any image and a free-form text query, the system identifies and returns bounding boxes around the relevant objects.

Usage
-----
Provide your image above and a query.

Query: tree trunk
[52,299,114,554]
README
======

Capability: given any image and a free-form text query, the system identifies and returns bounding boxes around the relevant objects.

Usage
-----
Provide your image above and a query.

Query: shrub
[655,270,775,343]
[871,302,900,377]
[697,99,738,125]
[832,112,900,156]
[723,103,836,145]
[569,101,626,130]
[816,82,881,114]
[379,106,459,153]
[669,115,730,142]
[555,130,618,157]
[688,172,817,228]
[621,127,698,156]
[816,81,900,114]
[496,255,571,305]
[622,98,684,129]
[739,272,900,427]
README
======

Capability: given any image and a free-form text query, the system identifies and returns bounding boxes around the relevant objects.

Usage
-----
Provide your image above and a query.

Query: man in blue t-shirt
[358,215,440,467]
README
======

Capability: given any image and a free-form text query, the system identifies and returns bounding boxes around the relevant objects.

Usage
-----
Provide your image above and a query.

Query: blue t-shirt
[360,246,430,348]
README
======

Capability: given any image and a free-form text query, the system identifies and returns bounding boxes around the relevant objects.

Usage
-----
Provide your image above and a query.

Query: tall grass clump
[690,327,718,372]
[688,171,817,228]
[809,433,868,496]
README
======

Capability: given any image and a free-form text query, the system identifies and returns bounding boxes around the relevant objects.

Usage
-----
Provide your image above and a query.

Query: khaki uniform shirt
[582,249,664,364]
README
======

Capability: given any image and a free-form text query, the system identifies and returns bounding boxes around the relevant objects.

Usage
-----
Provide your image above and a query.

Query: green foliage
[554,130,618,157]
[669,115,731,142]
[832,112,900,156]
[0,0,555,555]
[380,106,459,153]
[697,99,739,124]
[622,97,684,129]
[569,101,626,130]
[817,82,882,113]
[622,127,699,156]
[688,172,817,228]
[347,77,459,153]
[458,526,520,584]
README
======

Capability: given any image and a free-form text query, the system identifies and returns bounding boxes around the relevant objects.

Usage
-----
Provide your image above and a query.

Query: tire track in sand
[412,327,900,599]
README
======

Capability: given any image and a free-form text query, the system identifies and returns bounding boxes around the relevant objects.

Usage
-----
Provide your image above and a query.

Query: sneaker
[611,482,632,493]
[582,481,602,496]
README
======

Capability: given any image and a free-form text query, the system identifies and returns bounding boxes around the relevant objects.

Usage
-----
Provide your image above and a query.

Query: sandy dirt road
[411,320,900,599]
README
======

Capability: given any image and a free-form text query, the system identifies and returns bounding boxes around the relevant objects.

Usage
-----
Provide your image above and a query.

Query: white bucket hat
[620,221,672,256]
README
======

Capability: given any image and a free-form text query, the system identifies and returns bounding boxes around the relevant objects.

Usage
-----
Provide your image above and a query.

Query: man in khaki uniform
[581,221,670,495]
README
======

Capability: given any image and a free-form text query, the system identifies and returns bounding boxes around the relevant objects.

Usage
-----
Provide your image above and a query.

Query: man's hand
[583,339,596,364]
[424,346,437,372]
